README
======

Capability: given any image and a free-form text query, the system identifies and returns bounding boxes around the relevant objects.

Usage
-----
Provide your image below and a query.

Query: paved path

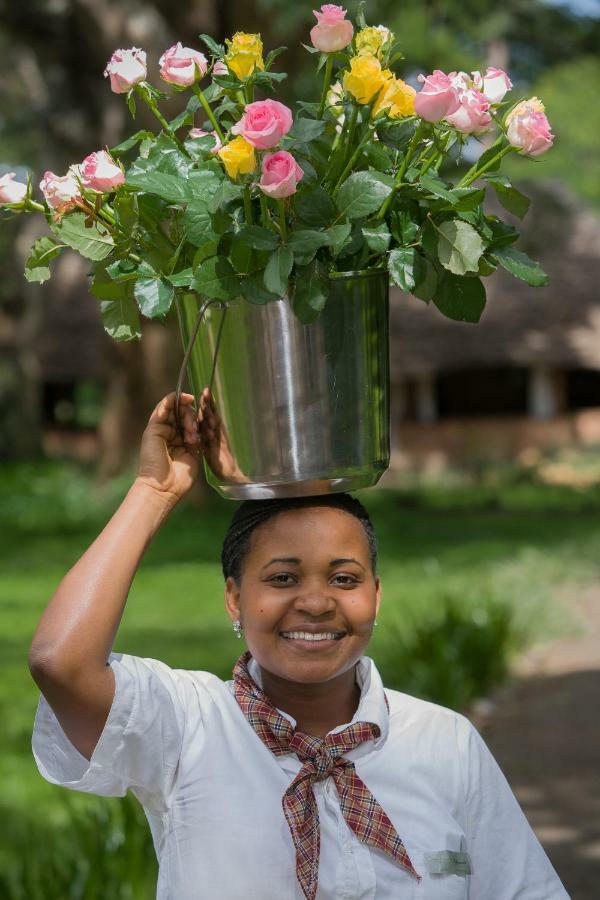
[467,586,600,900]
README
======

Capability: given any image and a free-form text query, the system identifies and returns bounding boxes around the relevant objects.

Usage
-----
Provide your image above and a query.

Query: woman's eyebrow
[260,557,365,570]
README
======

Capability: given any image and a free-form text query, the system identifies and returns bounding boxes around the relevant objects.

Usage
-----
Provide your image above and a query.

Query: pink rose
[189,128,223,154]
[445,88,493,135]
[414,70,461,122]
[0,172,27,205]
[103,47,147,94]
[159,43,208,87]
[212,60,229,76]
[258,151,304,199]
[81,151,125,192]
[232,99,293,150]
[39,168,82,212]
[310,4,354,53]
[506,98,554,158]
[481,67,512,103]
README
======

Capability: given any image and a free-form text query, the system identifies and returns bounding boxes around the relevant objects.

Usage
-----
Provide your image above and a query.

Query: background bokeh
[1,1,599,897]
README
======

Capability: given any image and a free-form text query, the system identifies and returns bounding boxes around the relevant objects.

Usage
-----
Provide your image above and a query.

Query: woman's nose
[292,589,336,616]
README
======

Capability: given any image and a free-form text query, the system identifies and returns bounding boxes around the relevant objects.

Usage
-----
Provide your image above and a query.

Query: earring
[233,619,243,639]
[374,618,378,627]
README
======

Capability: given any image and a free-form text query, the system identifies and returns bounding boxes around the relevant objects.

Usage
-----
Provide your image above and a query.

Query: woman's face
[225,506,381,684]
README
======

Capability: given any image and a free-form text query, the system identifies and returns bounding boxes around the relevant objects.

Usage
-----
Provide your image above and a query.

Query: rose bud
[39,169,82,214]
[231,99,293,150]
[413,69,461,122]
[258,150,304,199]
[159,43,208,87]
[481,67,513,103]
[506,98,554,157]
[445,88,493,134]
[81,151,125,193]
[0,172,27,205]
[310,4,354,53]
[217,136,256,180]
[189,129,223,154]
[103,47,147,94]
[212,60,229,76]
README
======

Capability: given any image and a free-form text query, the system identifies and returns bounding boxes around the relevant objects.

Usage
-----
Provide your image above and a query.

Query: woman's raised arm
[27,390,205,759]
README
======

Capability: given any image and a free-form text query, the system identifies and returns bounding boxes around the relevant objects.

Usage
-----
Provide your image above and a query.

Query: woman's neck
[259,664,361,738]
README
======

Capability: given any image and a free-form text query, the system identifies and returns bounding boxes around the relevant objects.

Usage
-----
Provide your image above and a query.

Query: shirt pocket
[405,846,471,899]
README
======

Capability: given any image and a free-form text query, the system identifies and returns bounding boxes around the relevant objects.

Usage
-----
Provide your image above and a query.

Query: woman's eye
[268,574,357,585]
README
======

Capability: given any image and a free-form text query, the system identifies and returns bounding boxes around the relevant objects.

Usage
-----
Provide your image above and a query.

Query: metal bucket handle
[174,298,228,437]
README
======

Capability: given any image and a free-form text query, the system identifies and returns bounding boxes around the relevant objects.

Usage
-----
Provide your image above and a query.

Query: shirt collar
[247,655,389,748]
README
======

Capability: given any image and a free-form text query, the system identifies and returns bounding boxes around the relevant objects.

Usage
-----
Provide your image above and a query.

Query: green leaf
[294,187,336,227]
[181,201,215,247]
[377,119,418,151]
[240,271,280,305]
[236,226,279,250]
[388,248,417,291]
[433,272,486,323]
[411,255,438,302]
[193,239,219,267]
[99,292,141,341]
[291,260,328,324]
[265,46,287,68]
[487,217,520,248]
[50,212,114,261]
[199,33,225,58]
[362,223,391,254]
[230,238,253,275]
[167,268,194,287]
[252,70,287,88]
[419,173,456,203]
[125,168,189,202]
[437,220,485,276]
[24,237,64,283]
[284,119,326,144]
[191,256,241,300]
[363,142,393,172]
[208,181,244,214]
[134,276,174,318]
[336,171,392,220]
[491,245,549,287]
[326,223,352,257]
[287,230,331,254]
[264,245,293,296]
[110,130,154,156]
[489,180,531,220]
[391,209,419,245]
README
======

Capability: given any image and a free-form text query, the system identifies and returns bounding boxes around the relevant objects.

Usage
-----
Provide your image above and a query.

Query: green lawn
[1,457,598,896]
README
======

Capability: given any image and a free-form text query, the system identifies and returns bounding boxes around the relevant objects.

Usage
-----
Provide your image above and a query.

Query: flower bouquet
[1,1,554,339]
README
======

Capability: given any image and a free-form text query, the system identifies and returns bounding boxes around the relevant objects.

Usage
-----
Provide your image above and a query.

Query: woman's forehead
[248,506,368,555]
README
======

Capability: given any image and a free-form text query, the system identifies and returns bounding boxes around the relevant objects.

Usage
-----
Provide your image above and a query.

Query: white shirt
[31,652,569,900]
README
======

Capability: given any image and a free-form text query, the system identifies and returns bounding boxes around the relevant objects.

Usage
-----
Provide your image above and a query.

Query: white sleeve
[456,715,570,899]
[31,651,191,813]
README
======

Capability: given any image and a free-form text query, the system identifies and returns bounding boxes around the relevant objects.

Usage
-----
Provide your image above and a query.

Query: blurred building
[390,181,600,472]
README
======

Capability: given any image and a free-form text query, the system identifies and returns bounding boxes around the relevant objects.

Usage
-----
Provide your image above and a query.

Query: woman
[29,391,569,899]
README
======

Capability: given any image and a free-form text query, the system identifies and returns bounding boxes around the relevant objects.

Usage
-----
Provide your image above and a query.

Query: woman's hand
[136,391,202,505]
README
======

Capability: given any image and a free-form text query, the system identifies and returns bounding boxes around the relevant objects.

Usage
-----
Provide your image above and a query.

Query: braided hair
[221,493,378,585]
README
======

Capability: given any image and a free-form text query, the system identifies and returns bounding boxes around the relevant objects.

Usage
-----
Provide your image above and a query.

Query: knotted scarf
[232,650,421,900]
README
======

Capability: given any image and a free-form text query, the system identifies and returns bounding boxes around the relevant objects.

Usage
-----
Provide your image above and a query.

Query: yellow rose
[224,32,265,80]
[372,77,416,119]
[217,136,256,180]
[342,55,387,105]
[355,25,393,59]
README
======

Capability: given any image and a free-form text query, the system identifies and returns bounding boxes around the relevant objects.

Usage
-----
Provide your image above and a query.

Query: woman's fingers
[150,392,195,425]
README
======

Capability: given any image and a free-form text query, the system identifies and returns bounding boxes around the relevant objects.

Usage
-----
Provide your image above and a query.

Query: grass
[1,456,598,896]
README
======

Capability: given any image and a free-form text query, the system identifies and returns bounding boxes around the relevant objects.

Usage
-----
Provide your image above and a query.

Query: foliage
[1,6,555,338]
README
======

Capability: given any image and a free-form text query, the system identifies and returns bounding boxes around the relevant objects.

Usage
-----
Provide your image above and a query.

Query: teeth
[281,632,341,641]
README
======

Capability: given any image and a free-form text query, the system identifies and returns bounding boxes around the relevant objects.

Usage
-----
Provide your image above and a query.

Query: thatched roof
[390,181,600,379]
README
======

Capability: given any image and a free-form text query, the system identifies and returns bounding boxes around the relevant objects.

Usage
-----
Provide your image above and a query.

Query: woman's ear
[224,575,242,623]
[374,575,381,619]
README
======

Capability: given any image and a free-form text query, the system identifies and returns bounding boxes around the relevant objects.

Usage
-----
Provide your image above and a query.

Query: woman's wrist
[130,477,181,521]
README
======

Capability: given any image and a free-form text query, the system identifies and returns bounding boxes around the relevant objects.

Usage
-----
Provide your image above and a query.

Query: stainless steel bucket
[175,268,390,500]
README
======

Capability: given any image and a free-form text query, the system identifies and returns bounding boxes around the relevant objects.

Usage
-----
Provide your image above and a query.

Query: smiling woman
[27,391,569,900]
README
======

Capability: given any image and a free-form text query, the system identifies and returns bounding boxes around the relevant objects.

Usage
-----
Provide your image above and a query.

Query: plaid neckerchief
[232,650,421,900]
